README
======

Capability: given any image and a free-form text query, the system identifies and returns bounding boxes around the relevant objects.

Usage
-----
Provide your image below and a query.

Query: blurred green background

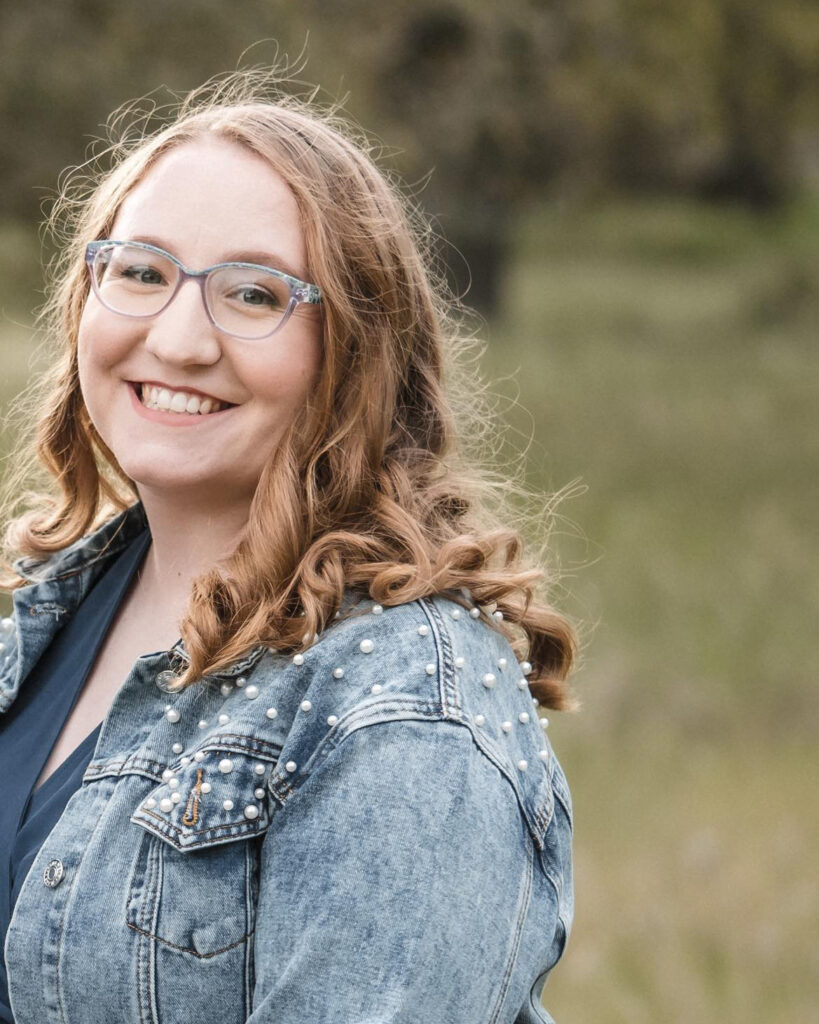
[1,3,817,1021]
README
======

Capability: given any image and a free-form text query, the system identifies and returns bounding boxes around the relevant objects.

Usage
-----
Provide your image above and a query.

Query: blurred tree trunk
[697,1,810,208]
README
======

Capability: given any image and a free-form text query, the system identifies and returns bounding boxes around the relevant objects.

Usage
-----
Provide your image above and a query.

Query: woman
[0,70,576,1023]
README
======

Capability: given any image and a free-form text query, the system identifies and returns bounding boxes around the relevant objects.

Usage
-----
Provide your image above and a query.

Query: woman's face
[77,136,323,506]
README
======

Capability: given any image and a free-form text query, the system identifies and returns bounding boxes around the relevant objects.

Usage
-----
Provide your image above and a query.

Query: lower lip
[126,382,238,426]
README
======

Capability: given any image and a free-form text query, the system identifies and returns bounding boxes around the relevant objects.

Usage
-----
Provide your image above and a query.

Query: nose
[142,276,222,366]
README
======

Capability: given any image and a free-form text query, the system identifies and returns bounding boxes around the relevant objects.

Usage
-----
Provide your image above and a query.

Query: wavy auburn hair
[0,69,577,710]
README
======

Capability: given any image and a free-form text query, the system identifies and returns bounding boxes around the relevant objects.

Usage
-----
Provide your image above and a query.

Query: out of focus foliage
[1,0,817,310]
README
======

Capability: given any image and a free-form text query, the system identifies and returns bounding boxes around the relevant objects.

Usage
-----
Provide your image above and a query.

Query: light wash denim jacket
[1,501,573,1023]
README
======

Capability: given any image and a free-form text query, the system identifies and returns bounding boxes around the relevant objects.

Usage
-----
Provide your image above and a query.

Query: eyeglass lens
[91,243,293,339]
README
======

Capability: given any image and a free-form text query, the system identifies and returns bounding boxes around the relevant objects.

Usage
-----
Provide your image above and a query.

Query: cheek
[248,331,323,405]
[77,299,131,367]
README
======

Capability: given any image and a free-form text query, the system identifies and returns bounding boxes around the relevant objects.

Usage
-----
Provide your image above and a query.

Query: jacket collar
[12,500,150,584]
[9,500,267,676]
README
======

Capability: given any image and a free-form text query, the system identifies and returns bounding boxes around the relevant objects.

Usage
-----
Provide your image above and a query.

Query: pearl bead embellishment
[521,661,533,675]
[360,639,374,654]
[218,758,233,773]
[454,656,465,669]
[519,712,530,724]
[371,604,383,615]
[201,782,212,793]
[285,760,297,773]
[482,673,497,688]
[198,719,208,730]
[517,679,528,690]
[171,792,181,804]
[254,787,265,799]
[194,751,205,762]
[333,667,344,678]
[172,742,183,754]
[493,610,504,621]
[162,768,174,781]
[417,624,429,636]
[266,707,278,719]
[475,714,485,726]
[244,804,259,819]
[293,654,304,665]
[300,699,312,712]
[517,759,528,771]
[425,663,435,675]
[501,720,512,733]
[160,797,173,812]
[144,797,157,809]
[497,657,507,669]
[371,684,383,694]
[218,713,229,725]
[327,715,338,726]
[245,684,259,699]
[168,777,179,789]
[254,763,266,775]
[451,609,461,620]
[538,749,549,762]
[223,799,234,811]
[470,607,481,619]
[220,682,232,696]
[540,717,550,730]
[165,708,180,723]
[235,676,246,688]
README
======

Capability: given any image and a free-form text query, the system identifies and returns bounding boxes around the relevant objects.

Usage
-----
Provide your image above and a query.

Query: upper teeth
[140,384,226,415]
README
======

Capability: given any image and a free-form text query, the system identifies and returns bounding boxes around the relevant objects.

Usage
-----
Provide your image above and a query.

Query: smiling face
[77,136,323,508]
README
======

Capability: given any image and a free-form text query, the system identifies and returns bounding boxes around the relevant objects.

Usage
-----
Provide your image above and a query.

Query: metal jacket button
[155,670,180,693]
[43,859,65,888]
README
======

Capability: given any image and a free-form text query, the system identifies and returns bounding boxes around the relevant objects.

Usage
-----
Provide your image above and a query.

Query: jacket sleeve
[247,716,569,1023]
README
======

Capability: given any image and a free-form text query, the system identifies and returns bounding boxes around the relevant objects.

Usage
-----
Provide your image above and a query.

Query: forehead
[110,137,307,270]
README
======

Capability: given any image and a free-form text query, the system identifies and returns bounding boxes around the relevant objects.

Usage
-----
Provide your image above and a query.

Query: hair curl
[0,66,578,710]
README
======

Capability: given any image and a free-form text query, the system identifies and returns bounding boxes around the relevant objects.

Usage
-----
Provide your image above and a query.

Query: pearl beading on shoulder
[447,602,553,776]
[146,601,551,823]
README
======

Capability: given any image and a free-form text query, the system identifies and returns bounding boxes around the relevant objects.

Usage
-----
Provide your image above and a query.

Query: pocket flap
[130,739,277,851]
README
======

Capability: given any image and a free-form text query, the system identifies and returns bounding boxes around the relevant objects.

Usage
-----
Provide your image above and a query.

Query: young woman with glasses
[0,69,576,1024]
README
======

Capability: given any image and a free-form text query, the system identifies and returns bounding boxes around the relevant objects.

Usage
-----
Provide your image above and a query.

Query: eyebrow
[127,235,309,282]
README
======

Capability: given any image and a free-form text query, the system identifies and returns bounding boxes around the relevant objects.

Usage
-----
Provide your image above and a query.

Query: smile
[137,382,231,414]
[127,382,238,425]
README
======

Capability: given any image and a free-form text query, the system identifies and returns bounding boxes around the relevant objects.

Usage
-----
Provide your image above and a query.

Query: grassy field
[1,196,817,1021]
[482,195,818,1021]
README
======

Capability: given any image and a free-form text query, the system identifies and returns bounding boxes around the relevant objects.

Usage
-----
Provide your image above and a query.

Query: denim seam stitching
[134,811,269,848]
[55,781,120,1023]
[126,920,256,959]
[268,702,447,806]
[488,822,535,1024]
[420,595,459,713]
[135,830,159,1024]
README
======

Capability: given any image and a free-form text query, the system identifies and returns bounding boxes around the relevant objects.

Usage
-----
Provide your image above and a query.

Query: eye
[118,263,166,286]
[230,285,284,309]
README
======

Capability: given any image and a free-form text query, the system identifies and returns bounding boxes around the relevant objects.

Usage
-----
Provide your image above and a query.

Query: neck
[133,487,250,627]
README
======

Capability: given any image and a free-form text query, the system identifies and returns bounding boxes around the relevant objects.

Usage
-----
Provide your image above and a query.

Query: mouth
[128,381,238,416]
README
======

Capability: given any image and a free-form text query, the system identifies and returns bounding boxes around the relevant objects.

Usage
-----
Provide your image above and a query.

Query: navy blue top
[0,526,152,1023]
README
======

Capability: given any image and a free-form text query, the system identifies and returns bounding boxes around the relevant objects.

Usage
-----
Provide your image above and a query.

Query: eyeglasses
[84,239,322,341]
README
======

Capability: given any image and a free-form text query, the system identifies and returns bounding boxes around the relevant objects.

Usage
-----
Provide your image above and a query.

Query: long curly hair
[0,68,578,710]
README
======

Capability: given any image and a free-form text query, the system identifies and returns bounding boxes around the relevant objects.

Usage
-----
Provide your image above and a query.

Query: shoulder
[243,593,566,852]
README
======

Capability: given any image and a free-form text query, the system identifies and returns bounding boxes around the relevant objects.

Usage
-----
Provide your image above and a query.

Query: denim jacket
[1,501,573,1023]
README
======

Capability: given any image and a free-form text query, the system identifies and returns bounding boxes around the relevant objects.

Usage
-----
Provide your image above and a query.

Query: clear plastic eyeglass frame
[84,239,323,341]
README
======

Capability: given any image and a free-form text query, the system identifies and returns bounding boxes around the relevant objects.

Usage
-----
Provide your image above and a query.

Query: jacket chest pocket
[127,740,276,958]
